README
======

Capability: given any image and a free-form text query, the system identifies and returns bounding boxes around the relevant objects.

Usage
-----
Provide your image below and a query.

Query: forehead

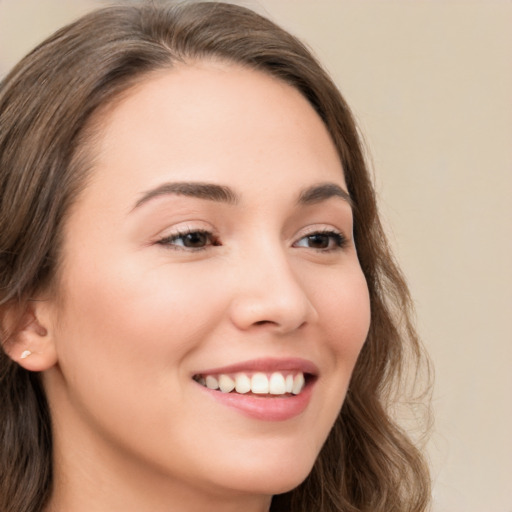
[80,61,346,208]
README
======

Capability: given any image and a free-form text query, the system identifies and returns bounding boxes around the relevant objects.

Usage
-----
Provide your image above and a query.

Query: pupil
[184,232,206,247]
[309,234,328,248]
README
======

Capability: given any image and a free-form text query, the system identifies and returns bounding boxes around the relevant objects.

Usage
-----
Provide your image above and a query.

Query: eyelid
[152,222,350,253]
[154,222,220,251]
[157,229,218,251]
[293,223,348,241]
[292,225,350,251]
[153,220,213,240]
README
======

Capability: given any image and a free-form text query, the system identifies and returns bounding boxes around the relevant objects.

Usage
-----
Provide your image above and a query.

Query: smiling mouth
[193,371,309,396]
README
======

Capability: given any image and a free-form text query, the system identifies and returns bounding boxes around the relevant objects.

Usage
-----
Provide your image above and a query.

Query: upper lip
[193,357,319,376]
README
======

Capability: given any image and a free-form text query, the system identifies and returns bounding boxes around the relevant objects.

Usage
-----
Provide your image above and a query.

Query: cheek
[310,265,370,426]
[49,256,231,450]
[313,266,371,359]
[303,265,370,418]
[54,254,228,381]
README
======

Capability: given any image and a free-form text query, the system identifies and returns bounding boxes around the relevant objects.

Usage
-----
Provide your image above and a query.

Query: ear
[2,299,58,372]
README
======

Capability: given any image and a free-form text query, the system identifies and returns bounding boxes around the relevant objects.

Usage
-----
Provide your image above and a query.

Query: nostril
[254,320,273,326]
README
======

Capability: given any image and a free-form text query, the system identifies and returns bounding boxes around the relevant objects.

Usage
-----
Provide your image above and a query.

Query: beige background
[1,1,511,510]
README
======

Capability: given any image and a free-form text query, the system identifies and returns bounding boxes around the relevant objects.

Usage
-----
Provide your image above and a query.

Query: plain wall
[1,1,511,511]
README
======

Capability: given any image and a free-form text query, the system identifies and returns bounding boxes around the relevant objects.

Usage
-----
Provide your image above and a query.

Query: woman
[0,2,431,511]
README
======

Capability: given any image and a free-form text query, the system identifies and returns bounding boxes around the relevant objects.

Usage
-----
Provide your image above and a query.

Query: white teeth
[285,374,294,393]
[235,373,251,394]
[269,372,286,395]
[251,373,269,394]
[205,375,218,390]
[218,374,235,393]
[197,371,307,395]
[292,373,305,395]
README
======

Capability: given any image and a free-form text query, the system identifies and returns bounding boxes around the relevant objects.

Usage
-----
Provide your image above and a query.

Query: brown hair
[0,2,431,511]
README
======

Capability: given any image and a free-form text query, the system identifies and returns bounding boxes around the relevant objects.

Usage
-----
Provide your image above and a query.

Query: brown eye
[158,230,218,250]
[294,231,346,251]
[181,232,209,248]
[305,234,330,249]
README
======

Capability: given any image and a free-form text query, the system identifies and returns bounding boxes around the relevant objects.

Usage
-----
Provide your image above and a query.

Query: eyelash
[157,227,348,253]
[157,229,220,251]
[293,229,348,252]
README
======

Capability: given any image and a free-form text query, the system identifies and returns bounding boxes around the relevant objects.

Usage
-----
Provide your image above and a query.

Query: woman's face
[42,63,371,506]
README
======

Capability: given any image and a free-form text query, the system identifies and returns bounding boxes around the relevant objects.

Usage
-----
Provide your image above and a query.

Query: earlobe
[1,300,58,372]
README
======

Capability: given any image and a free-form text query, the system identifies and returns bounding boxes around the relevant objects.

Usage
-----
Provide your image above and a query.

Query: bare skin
[18,62,370,512]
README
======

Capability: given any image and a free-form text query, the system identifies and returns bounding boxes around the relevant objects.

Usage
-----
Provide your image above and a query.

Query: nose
[228,249,318,334]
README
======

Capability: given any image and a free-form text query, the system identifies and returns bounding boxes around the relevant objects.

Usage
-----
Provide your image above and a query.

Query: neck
[44,377,272,512]
[47,443,272,512]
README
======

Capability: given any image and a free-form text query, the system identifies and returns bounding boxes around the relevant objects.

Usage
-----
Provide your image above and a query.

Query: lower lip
[197,381,314,421]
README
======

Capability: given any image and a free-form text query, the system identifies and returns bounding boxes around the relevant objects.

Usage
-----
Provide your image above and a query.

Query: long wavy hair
[0,2,431,511]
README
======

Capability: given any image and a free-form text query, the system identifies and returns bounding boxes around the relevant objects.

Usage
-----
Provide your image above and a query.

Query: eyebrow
[298,182,353,207]
[133,182,239,210]
[132,180,352,211]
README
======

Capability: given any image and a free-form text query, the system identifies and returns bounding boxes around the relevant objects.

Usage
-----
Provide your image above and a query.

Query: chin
[212,453,316,496]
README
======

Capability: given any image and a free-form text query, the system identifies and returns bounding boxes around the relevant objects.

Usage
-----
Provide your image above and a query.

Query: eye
[157,229,219,250]
[293,230,347,251]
